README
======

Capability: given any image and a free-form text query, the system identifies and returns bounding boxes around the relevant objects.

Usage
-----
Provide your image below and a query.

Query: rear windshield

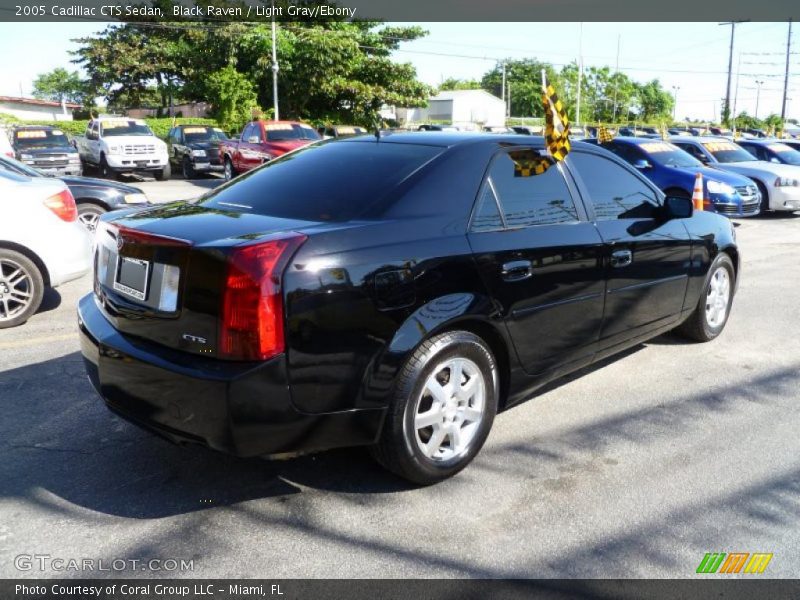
[14,129,70,148]
[199,141,442,222]
[265,123,321,142]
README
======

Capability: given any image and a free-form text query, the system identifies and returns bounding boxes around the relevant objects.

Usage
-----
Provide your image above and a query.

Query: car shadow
[36,287,62,314]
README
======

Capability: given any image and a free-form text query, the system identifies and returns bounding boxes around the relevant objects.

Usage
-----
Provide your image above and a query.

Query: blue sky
[0,21,796,121]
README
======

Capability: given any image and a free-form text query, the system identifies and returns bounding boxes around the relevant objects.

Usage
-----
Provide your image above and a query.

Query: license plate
[113,257,150,301]
[135,160,148,167]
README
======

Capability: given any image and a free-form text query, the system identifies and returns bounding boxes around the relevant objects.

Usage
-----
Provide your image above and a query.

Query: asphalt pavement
[1,181,798,578]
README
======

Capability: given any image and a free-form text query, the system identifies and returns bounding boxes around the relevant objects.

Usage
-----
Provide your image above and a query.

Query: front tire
[756,181,770,214]
[181,157,195,180]
[155,162,171,181]
[224,157,236,181]
[677,253,735,342]
[77,203,107,232]
[0,249,45,329]
[99,154,114,179]
[371,331,498,485]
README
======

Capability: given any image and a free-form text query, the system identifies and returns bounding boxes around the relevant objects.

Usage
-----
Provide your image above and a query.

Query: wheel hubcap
[78,212,100,232]
[0,258,34,321]
[705,266,731,328]
[413,357,485,462]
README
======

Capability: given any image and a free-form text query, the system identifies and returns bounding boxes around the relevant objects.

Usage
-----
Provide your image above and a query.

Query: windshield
[200,141,442,222]
[182,126,228,143]
[766,143,800,165]
[100,120,154,137]
[638,141,703,168]
[265,123,321,142]
[702,141,757,163]
[0,154,43,177]
[14,129,70,149]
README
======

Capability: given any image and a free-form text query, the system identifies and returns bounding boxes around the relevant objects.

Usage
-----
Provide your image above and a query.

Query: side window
[606,143,644,165]
[569,152,660,220]
[470,182,504,232]
[242,123,254,141]
[488,150,580,228]
[252,124,263,143]
[677,143,705,162]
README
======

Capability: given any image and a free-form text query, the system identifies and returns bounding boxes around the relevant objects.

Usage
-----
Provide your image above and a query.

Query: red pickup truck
[219,120,321,180]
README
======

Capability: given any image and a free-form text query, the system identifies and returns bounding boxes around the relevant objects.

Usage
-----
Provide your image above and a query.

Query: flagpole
[576,23,583,130]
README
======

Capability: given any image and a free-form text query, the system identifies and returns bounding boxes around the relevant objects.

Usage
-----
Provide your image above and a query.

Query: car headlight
[20,153,33,160]
[191,149,207,158]
[106,145,120,155]
[775,177,800,187]
[707,180,736,195]
[123,193,148,204]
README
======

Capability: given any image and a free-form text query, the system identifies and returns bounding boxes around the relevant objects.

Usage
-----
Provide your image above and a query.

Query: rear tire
[224,157,236,181]
[676,253,735,342]
[0,249,45,329]
[370,331,498,485]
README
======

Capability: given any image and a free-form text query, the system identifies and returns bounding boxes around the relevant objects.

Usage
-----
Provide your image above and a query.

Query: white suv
[0,170,91,328]
[77,117,170,180]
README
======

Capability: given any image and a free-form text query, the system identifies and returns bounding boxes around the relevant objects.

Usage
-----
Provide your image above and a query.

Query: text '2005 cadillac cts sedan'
[78,133,739,484]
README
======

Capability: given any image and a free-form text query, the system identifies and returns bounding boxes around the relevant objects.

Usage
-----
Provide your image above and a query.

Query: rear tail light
[44,189,77,222]
[220,233,306,361]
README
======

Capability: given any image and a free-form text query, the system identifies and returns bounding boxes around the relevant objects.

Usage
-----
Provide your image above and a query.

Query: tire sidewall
[398,333,498,482]
[699,254,735,340]
[0,250,44,329]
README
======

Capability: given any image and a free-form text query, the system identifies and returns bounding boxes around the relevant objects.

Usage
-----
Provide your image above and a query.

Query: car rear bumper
[77,293,385,457]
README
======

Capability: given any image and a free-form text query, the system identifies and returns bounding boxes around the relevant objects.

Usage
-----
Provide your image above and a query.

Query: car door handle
[501,260,533,282]
[610,249,633,268]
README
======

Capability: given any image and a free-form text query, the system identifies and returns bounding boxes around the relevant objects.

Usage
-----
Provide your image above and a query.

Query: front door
[467,149,606,376]
[566,150,693,343]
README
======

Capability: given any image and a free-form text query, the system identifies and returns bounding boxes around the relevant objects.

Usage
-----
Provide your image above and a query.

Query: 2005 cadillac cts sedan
[78,133,739,484]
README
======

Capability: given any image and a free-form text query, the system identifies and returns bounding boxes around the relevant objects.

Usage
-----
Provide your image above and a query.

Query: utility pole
[732,53,741,131]
[576,22,583,128]
[781,19,793,121]
[507,81,512,119]
[501,63,506,112]
[271,3,279,121]
[672,86,680,120]
[755,80,764,119]
[612,34,621,122]
[720,21,745,124]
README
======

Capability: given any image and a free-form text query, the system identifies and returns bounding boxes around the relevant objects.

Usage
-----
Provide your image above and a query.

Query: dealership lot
[1,175,799,576]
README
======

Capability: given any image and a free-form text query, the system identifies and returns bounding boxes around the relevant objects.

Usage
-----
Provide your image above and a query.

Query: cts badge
[182,333,208,344]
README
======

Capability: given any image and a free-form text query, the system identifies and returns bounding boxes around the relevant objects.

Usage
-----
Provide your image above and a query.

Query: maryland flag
[597,124,614,144]
[542,77,571,162]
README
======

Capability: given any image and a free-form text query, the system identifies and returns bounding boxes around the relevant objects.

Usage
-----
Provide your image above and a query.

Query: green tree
[481,59,560,118]
[32,68,85,104]
[635,79,674,122]
[204,66,261,133]
[439,78,482,91]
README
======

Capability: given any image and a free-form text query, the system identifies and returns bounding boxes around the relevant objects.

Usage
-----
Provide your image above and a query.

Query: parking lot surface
[1,184,799,577]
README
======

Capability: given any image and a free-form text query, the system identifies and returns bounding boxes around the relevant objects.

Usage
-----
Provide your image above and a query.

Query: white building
[0,96,80,121]
[398,90,506,129]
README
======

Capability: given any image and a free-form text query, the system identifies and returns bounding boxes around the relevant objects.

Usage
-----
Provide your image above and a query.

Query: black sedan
[0,154,150,230]
[78,134,739,484]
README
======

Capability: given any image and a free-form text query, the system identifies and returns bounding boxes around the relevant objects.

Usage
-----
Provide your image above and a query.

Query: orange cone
[692,172,704,211]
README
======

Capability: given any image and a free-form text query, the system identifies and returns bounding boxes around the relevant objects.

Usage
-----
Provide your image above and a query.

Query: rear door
[467,148,606,376]
[566,150,692,343]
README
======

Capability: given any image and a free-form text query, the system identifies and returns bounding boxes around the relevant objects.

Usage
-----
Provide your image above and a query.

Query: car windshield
[0,154,43,177]
[766,143,800,165]
[182,127,228,143]
[199,141,443,222]
[702,141,757,163]
[13,129,70,149]
[100,120,154,137]
[637,141,702,168]
[265,123,321,142]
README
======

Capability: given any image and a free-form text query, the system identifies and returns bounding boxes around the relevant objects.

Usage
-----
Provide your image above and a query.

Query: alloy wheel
[705,266,731,328]
[413,357,486,462]
[0,258,34,322]
[78,211,100,232]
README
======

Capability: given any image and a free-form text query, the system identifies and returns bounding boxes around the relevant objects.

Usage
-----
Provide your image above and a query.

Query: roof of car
[339,131,565,148]
[13,125,60,130]
[669,136,728,143]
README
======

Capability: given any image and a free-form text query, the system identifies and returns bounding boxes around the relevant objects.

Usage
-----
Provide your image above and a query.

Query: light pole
[672,86,680,121]
[271,3,279,121]
[755,80,764,119]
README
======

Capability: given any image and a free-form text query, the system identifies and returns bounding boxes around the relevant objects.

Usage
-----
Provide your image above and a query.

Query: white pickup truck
[76,117,170,180]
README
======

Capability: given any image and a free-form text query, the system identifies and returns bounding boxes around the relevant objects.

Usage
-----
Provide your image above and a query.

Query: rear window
[199,141,443,222]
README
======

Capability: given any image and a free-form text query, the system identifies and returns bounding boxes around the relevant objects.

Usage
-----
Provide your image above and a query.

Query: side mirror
[663,196,693,220]
[770,157,780,164]
[633,159,651,170]
[247,136,260,144]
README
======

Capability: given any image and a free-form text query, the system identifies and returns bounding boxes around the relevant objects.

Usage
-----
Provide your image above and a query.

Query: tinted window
[674,142,708,162]
[470,182,504,232]
[607,143,645,164]
[765,143,800,165]
[100,120,153,137]
[569,152,660,220]
[200,142,442,222]
[13,129,70,148]
[182,126,228,143]
[487,150,579,228]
